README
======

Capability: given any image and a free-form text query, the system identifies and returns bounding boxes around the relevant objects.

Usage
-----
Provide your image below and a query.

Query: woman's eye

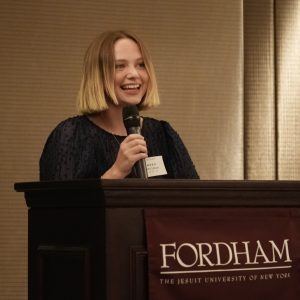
[138,62,146,68]
[115,64,125,70]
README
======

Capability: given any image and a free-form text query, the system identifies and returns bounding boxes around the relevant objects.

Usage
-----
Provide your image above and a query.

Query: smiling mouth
[121,84,141,90]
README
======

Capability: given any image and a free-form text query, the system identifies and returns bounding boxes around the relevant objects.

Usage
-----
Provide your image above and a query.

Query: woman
[40,30,199,180]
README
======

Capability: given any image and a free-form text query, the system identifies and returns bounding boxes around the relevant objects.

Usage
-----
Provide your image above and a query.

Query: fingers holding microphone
[120,134,148,163]
[104,134,147,179]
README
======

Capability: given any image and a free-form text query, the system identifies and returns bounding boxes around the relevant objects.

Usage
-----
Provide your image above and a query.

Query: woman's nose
[126,66,139,78]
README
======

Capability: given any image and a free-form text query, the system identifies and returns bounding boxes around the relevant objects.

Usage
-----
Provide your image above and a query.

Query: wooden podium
[14,179,300,300]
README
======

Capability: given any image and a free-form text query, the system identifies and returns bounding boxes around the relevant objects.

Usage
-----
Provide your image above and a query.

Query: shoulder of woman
[54,115,98,133]
[143,116,173,131]
[144,117,179,137]
[54,115,83,130]
[46,115,88,141]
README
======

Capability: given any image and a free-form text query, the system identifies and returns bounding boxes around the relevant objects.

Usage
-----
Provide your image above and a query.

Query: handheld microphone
[122,106,148,179]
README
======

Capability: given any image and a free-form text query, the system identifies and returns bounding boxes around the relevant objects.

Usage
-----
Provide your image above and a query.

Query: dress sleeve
[161,121,200,179]
[39,118,97,180]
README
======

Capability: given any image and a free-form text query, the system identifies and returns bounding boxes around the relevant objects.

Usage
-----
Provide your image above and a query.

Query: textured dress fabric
[39,115,199,180]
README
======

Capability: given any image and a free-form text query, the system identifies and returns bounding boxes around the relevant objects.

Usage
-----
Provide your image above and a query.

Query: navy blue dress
[39,115,199,180]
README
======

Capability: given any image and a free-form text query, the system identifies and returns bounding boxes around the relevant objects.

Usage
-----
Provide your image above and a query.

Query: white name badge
[145,156,167,178]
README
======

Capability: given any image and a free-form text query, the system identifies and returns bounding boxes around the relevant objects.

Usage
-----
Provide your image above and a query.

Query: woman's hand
[101,134,148,179]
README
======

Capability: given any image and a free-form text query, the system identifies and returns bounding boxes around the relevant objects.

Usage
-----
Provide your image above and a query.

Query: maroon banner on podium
[145,208,300,300]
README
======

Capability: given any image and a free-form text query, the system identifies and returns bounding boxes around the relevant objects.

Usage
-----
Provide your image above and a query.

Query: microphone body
[123,106,148,179]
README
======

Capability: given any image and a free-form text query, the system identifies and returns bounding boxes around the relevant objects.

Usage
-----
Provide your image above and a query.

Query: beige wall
[276,0,300,178]
[244,0,276,179]
[244,0,300,179]
[1,0,300,299]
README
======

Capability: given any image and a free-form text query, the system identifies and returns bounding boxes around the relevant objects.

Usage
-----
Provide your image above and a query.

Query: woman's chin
[118,98,143,107]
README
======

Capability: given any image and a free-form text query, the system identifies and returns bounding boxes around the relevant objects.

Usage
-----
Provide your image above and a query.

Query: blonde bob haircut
[78,30,160,114]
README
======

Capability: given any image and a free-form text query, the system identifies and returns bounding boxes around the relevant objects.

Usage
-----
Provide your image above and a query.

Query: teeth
[122,84,140,90]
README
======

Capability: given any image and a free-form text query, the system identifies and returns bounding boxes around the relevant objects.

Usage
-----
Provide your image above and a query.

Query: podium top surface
[14,178,300,191]
[14,179,300,208]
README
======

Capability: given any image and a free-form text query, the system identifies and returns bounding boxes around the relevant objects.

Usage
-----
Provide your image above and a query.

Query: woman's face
[113,38,149,106]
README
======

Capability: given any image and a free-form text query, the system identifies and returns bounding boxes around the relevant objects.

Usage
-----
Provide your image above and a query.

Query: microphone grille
[122,105,139,120]
[123,105,140,129]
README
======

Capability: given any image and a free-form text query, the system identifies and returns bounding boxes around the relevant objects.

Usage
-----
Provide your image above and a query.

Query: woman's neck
[88,106,127,136]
